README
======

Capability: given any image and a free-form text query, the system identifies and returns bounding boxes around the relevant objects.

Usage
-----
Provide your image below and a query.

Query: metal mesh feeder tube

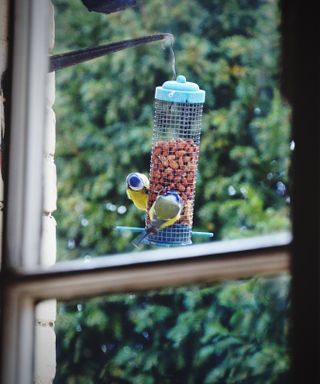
[146,75,206,246]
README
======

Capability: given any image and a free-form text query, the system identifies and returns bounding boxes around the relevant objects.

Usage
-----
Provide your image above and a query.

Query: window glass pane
[51,0,291,261]
[49,274,290,383]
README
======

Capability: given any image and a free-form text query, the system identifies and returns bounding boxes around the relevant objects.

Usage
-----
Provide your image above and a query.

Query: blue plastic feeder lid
[155,75,205,104]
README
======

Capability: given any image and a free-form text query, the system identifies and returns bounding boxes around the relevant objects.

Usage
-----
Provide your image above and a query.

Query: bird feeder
[145,75,206,246]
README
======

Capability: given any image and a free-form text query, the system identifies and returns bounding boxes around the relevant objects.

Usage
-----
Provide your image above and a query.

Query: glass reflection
[53,275,290,383]
[52,0,291,260]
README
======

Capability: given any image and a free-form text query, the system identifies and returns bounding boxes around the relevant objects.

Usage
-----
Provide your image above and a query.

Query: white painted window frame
[6,0,49,270]
[0,1,291,383]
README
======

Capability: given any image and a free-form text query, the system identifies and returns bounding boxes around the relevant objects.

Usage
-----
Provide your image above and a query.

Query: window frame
[1,235,290,384]
[281,1,320,381]
[5,0,49,270]
[2,0,318,383]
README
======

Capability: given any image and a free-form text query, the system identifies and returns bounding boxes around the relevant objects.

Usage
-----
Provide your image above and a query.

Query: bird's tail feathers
[131,225,160,248]
[131,230,149,249]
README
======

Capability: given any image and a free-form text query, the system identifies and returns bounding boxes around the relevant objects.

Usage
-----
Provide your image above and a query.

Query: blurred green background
[52,0,291,382]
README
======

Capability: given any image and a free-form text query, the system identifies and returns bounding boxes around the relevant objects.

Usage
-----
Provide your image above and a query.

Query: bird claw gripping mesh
[144,75,205,246]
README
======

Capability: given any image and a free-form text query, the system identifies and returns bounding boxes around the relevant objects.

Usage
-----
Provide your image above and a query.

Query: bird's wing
[132,230,149,248]
[155,201,181,220]
[149,218,168,231]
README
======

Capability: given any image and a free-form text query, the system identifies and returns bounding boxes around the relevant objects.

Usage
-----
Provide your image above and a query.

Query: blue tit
[126,172,150,211]
[132,190,183,248]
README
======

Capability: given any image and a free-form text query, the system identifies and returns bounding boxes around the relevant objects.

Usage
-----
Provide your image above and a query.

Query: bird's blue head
[126,173,143,191]
[164,190,182,205]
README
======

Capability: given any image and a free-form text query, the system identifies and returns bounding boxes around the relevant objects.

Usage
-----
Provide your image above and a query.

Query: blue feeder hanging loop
[144,74,207,246]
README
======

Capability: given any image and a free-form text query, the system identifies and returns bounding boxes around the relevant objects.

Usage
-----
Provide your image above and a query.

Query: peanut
[176,150,187,157]
[169,160,179,169]
[166,173,174,180]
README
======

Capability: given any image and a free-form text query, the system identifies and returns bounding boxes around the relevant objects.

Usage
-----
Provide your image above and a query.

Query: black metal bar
[281,1,320,382]
[81,0,137,14]
[49,33,173,72]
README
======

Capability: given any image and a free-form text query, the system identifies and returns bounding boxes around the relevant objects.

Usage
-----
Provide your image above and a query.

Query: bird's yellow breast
[127,188,148,210]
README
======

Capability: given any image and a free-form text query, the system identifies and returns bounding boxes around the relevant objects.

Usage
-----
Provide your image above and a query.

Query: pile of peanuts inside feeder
[145,75,205,246]
[148,139,198,225]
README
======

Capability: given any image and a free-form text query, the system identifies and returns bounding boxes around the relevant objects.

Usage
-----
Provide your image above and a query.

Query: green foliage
[52,0,291,382]
[55,276,290,383]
